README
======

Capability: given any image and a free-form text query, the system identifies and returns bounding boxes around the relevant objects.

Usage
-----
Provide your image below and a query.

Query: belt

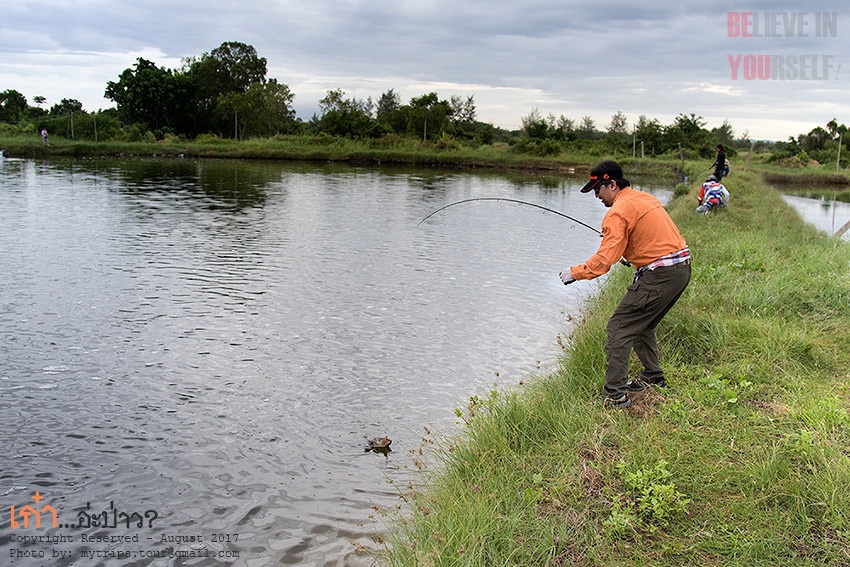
[633,250,691,281]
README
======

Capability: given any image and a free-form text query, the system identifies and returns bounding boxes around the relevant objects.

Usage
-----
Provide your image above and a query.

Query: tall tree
[578,116,597,139]
[607,111,629,135]
[521,108,548,139]
[184,41,268,136]
[375,89,404,133]
[826,118,847,139]
[634,115,664,155]
[105,58,196,134]
[49,98,84,115]
[0,89,28,123]
[189,41,267,102]
[711,119,735,147]
[405,93,452,141]
[315,89,375,137]
[449,95,476,124]
[662,113,714,155]
[218,79,297,138]
[376,89,400,120]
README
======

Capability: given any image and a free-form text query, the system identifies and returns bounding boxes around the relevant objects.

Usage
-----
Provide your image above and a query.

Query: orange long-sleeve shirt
[570,187,687,281]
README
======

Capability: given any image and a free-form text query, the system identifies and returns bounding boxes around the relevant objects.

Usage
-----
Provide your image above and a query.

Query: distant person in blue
[710,145,727,181]
[41,128,49,145]
[696,176,730,215]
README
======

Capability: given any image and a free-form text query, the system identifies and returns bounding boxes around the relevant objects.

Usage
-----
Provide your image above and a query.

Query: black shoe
[627,377,667,392]
[604,394,632,409]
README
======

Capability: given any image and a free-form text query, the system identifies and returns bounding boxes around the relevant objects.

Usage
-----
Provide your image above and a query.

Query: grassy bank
[0,135,686,180]
[383,170,850,566]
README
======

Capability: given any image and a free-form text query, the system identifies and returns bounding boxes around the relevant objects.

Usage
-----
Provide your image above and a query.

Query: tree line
[0,40,846,165]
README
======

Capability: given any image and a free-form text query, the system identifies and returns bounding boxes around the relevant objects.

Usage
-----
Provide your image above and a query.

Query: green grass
[0,134,686,180]
[381,170,850,566]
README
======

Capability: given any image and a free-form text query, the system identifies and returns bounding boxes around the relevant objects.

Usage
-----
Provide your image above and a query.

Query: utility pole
[632,126,636,158]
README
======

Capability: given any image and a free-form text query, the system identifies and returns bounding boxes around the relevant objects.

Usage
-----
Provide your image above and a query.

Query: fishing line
[418,197,601,235]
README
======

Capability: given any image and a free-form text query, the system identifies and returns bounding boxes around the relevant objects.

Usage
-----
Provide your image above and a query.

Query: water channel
[780,191,850,241]
[0,157,669,566]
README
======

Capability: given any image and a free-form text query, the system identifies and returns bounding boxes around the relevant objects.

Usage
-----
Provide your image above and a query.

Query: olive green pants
[603,262,691,398]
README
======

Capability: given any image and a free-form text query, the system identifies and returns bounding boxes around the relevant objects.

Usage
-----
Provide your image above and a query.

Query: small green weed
[453,389,500,425]
[699,372,753,405]
[783,428,816,459]
[522,472,545,505]
[604,460,691,537]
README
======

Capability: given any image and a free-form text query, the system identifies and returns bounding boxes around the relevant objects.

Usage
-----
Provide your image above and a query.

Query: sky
[1,0,847,141]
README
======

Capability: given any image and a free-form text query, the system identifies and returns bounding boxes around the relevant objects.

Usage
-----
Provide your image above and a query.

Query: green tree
[711,119,735,147]
[826,119,848,159]
[672,113,705,137]
[49,98,83,115]
[607,111,629,136]
[218,79,297,139]
[797,126,830,152]
[662,113,714,156]
[105,58,197,135]
[449,95,476,124]
[0,89,28,123]
[188,41,267,105]
[251,79,297,136]
[520,108,549,139]
[405,92,452,141]
[183,41,268,136]
[444,96,492,143]
[577,115,598,139]
[634,115,664,155]
[550,115,576,141]
[375,89,405,134]
[604,111,630,154]
[315,88,376,137]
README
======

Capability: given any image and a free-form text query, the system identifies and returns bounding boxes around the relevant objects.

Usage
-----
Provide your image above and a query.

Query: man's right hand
[559,269,575,285]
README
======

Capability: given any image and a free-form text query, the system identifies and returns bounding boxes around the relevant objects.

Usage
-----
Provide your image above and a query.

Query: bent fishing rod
[418,197,601,235]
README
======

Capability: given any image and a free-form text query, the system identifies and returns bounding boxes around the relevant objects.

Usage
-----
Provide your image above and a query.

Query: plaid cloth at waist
[633,248,691,282]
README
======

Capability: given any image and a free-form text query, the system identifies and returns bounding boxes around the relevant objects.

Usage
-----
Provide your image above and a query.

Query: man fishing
[560,161,690,409]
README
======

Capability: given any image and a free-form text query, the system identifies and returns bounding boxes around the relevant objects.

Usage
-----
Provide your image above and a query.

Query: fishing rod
[418,197,601,235]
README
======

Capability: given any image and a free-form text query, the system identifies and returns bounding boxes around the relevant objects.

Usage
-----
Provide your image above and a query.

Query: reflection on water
[780,191,850,239]
[0,157,669,566]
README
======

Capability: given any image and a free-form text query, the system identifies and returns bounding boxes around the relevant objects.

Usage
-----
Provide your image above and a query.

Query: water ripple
[0,159,671,565]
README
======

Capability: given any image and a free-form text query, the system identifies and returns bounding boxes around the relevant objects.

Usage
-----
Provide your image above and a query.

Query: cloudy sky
[2,0,846,141]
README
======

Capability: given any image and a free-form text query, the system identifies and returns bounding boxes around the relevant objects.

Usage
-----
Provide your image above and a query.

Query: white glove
[559,269,576,285]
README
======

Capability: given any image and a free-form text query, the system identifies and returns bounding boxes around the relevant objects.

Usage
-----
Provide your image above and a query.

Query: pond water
[0,157,670,566]
[780,191,850,240]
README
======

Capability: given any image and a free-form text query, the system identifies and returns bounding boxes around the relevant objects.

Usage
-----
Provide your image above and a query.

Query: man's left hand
[559,269,575,285]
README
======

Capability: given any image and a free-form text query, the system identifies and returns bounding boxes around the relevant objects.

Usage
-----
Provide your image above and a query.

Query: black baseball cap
[580,161,623,193]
